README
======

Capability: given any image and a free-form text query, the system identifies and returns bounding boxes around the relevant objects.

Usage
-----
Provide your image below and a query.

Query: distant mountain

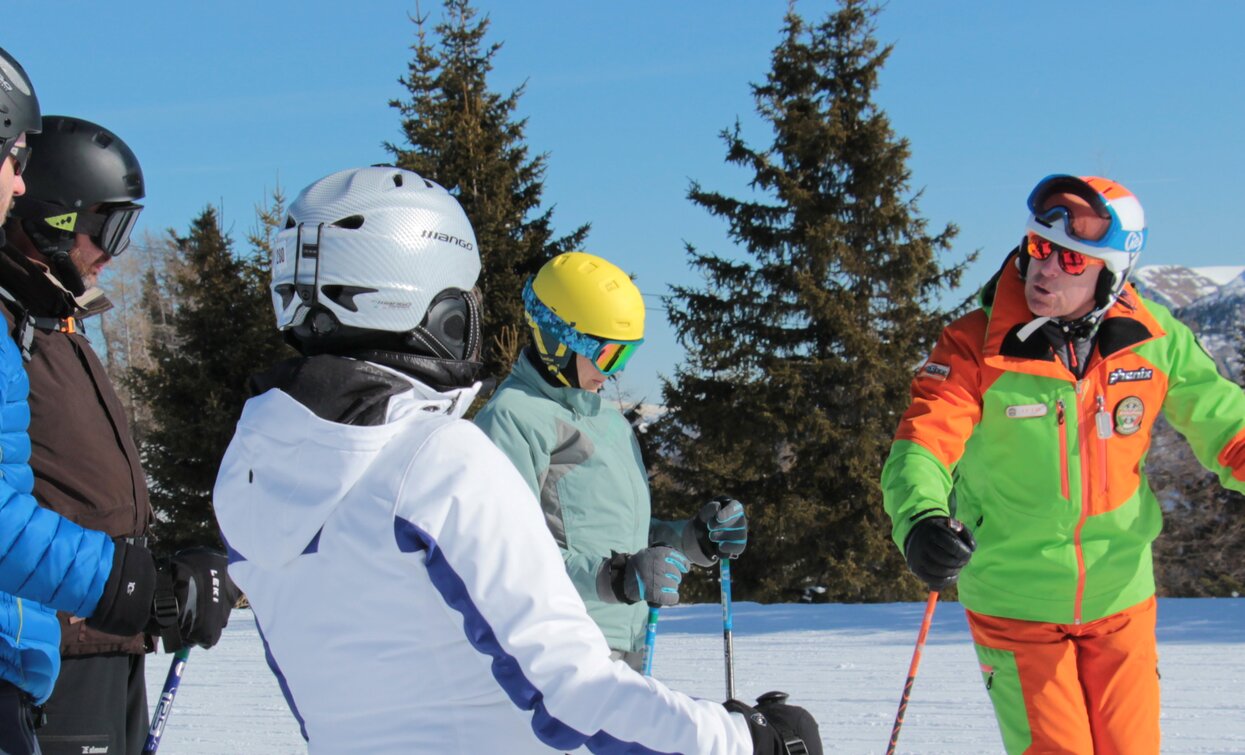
[1133,264,1244,379]
[1132,265,1245,309]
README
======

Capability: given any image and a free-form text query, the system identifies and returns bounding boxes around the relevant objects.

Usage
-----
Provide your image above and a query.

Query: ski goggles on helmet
[1026,175,1146,256]
[1025,232,1106,276]
[3,137,30,177]
[522,280,643,376]
[32,201,144,257]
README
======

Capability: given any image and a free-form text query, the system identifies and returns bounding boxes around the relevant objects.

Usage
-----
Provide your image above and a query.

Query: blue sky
[7,1,1243,402]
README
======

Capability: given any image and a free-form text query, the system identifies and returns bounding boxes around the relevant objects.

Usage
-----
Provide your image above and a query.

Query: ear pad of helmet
[407,289,481,362]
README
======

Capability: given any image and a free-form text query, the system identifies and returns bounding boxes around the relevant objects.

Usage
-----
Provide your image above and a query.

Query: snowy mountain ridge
[1131,264,1243,379]
[1132,264,1245,309]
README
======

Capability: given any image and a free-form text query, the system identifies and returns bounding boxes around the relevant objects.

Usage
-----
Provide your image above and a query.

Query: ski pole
[642,604,660,676]
[143,647,191,755]
[720,558,736,700]
[886,591,939,755]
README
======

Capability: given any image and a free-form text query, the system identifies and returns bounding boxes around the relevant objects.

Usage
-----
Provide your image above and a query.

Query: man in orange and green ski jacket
[882,174,1245,754]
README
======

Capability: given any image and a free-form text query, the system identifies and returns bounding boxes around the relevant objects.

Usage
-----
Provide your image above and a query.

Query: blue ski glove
[602,547,690,607]
[685,496,748,566]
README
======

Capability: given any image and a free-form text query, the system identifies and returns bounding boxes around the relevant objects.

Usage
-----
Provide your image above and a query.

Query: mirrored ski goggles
[61,203,144,257]
[1026,174,1145,254]
[3,137,30,177]
[1026,232,1106,276]
[1028,176,1113,240]
[589,339,642,376]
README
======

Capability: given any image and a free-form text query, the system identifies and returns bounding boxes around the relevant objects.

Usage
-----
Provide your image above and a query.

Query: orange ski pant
[966,596,1160,755]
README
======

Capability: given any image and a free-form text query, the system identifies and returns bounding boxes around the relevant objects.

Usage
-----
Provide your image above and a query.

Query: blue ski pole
[642,604,660,676]
[720,558,736,700]
[143,647,191,754]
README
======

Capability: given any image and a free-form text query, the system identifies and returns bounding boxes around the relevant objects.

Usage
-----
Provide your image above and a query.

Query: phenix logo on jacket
[883,255,1245,626]
[213,356,751,754]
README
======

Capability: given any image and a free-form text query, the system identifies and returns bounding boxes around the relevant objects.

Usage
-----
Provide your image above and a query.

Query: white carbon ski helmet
[272,167,483,382]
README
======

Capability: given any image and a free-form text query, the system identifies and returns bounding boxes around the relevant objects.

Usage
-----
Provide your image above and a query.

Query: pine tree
[652,0,970,602]
[387,0,588,381]
[131,203,291,553]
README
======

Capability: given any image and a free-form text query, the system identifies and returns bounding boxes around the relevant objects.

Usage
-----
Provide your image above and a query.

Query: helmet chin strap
[49,251,87,297]
[18,216,87,297]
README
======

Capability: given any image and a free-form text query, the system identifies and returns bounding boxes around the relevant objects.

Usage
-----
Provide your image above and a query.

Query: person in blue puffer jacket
[0,45,238,755]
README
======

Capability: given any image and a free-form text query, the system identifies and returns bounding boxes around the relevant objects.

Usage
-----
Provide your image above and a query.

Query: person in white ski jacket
[213,166,821,755]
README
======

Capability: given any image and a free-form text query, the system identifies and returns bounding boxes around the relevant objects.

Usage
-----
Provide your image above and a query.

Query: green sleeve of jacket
[882,440,955,552]
[881,319,985,553]
[1146,310,1245,493]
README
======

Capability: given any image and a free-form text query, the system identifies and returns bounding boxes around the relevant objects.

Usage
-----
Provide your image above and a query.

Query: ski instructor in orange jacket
[882,174,1245,754]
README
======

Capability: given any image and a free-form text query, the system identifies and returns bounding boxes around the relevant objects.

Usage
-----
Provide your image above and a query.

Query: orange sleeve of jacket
[894,310,989,469]
[882,310,990,550]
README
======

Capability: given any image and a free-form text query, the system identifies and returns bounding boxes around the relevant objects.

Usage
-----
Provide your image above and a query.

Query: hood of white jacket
[214,369,478,569]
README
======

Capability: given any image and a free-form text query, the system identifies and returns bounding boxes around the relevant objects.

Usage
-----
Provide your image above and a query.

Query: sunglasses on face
[1026,232,1106,276]
[4,138,30,177]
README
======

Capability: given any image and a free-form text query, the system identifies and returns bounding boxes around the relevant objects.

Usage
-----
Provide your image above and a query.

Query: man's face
[1023,190,1110,320]
[70,228,110,290]
[0,134,27,219]
[1023,249,1102,319]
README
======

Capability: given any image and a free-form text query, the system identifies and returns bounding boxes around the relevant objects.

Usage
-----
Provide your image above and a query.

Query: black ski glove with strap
[87,541,239,650]
[164,547,241,650]
[725,691,822,755]
[904,516,976,591]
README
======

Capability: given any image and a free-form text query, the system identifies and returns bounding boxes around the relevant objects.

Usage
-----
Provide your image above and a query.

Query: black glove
[725,691,822,755]
[86,539,158,637]
[162,547,240,650]
[600,547,690,606]
[904,516,976,591]
[85,542,239,651]
[685,496,748,566]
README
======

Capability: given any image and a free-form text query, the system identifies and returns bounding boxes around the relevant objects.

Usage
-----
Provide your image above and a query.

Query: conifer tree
[652,0,970,602]
[387,0,588,381]
[132,203,290,552]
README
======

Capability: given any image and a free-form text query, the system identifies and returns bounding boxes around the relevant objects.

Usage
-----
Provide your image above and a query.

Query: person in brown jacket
[3,115,236,755]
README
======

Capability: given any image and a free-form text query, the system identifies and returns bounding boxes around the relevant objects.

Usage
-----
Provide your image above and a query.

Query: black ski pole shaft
[143,647,191,754]
[886,591,938,755]
[720,558,736,699]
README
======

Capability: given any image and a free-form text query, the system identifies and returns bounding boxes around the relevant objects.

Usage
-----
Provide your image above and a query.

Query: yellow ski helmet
[523,252,645,386]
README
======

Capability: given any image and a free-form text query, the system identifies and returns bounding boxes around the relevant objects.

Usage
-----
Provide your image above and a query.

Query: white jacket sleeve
[395,420,753,754]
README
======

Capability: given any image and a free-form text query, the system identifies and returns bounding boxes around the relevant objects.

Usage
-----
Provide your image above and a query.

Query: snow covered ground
[144,598,1245,754]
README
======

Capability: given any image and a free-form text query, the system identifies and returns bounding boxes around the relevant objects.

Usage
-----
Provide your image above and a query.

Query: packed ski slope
[145,598,1245,754]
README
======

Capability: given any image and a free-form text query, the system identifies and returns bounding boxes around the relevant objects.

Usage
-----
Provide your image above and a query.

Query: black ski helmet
[0,47,41,145]
[12,117,145,292]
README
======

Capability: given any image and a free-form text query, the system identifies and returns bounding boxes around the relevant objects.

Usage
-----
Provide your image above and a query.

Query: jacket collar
[510,350,604,416]
[0,242,113,319]
[980,250,1165,378]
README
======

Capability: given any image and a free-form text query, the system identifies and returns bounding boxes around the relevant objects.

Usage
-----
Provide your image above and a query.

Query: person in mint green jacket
[882,175,1245,754]
[475,252,747,670]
